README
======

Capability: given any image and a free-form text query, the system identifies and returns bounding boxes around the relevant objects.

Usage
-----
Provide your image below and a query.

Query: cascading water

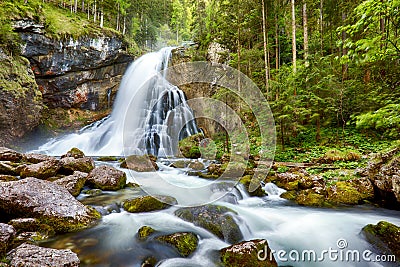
[35,47,199,156]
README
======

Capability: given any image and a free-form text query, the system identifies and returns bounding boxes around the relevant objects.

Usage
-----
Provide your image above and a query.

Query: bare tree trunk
[74,0,78,12]
[116,3,120,31]
[262,0,269,95]
[275,11,279,70]
[291,0,297,74]
[82,0,84,12]
[123,16,126,35]
[341,12,348,81]
[303,0,309,67]
[100,9,104,28]
[94,0,97,22]
[320,0,323,54]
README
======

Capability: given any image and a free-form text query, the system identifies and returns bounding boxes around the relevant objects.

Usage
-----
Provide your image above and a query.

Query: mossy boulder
[20,159,60,179]
[295,189,327,207]
[239,175,267,197]
[97,156,118,162]
[175,205,243,244]
[22,153,56,164]
[122,195,177,213]
[61,147,85,159]
[362,221,400,258]
[0,175,18,182]
[170,160,188,168]
[188,161,205,170]
[86,165,126,191]
[326,179,374,205]
[220,239,277,267]
[178,133,203,159]
[120,155,158,172]
[54,171,87,196]
[59,156,95,174]
[137,226,156,241]
[0,162,18,176]
[0,147,22,162]
[157,232,199,257]
[0,178,100,233]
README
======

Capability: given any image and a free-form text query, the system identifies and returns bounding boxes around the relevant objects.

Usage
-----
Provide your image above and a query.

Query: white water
[35,47,198,156]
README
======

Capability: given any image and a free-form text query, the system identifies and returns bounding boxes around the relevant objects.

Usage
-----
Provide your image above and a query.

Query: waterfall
[36,47,199,156]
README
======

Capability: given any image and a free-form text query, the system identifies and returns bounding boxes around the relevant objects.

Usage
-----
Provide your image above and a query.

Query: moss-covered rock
[20,159,60,179]
[120,155,158,172]
[0,147,22,162]
[97,156,118,162]
[59,156,95,174]
[137,226,156,241]
[188,161,205,170]
[362,221,400,258]
[175,205,243,244]
[61,148,85,159]
[220,239,277,267]
[170,160,188,168]
[86,165,126,191]
[0,177,100,233]
[295,189,326,207]
[53,171,87,196]
[122,195,177,213]
[0,175,18,182]
[157,232,199,257]
[178,133,203,159]
[0,223,15,257]
[239,175,267,197]
[326,178,374,205]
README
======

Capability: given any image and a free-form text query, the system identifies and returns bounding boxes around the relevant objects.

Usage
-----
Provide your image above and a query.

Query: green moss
[362,221,400,257]
[178,133,203,158]
[280,190,297,200]
[122,195,177,213]
[157,232,199,257]
[295,189,326,207]
[97,156,118,162]
[137,226,155,241]
[239,175,266,197]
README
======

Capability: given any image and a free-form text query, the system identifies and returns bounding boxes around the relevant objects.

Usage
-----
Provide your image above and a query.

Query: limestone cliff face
[0,19,133,146]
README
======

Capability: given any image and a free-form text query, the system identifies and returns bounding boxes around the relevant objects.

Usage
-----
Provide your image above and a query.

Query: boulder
[175,205,243,244]
[86,165,126,191]
[157,232,199,257]
[137,226,156,241]
[61,147,85,159]
[22,153,56,164]
[0,175,18,182]
[8,218,52,235]
[54,171,88,196]
[240,175,267,197]
[0,162,17,176]
[188,161,205,170]
[170,160,189,168]
[326,179,374,205]
[0,223,16,256]
[6,243,79,267]
[59,156,95,174]
[362,147,400,209]
[20,159,60,179]
[0,178,100,233]
[178,133,203,159]
[120,155,158,172]
[220,239,277,267]
[362,221,400,258]
[0,148,21,162]
[123,195,177,213]
[294,189,327,207]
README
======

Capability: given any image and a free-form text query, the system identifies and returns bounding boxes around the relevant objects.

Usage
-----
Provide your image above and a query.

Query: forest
[1,0,399,156]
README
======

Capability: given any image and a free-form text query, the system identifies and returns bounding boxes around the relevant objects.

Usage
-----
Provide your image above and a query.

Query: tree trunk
[74,0,77,13]
[123,16,126,35]
[116,3,120,31]
[341,12,348,81]
[303,0,309,67]
[81,0,84,12]
[100,9,104,28]
[275,12,279,70]
[262,0,269,95]
[320,0,323,54]
[291,0,297,74]
[94,0,97,22]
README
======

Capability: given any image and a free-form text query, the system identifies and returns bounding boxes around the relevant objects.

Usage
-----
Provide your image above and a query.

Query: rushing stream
[42,160,400,267]
[33,48,400,266]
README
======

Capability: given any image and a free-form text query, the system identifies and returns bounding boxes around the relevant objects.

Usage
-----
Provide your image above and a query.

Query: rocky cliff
[0,19,132,146]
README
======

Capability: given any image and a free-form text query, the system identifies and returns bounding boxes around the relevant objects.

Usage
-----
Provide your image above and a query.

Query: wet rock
[178,133,203,159]
[0,148,22,162]
[20,159,60,179]
[54,171,88,196]
[137,226,156,241]
[157,232,199,257]
[141,257,157,267]
[8,218,53,237]
[120,155,158,172]
[6,243,79,267]
[97,156,118,162]
[61,147,85,159]
[362,221,400,258]
[0,162,17,176]
[22,153,56,164]
[274,172,300,191]
[361,147,400,209]
[0,175,18,182]
[170,160,189,168]
[0,177,100,233]
[175,205,243,244]
[326,179,374,205]
[82,188,103,196]
[0,223,16,256]
[295,189,327,207]
[86,165,126,190]
[188,161,205,170]
[240,175,267,197]
[123,195,177,213]
[59,156,95,174]
[220,239,277,267]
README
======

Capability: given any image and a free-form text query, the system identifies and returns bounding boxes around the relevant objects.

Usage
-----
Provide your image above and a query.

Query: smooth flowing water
[43,162,400,267]
[35,48,400,266]
[35,47,199,156]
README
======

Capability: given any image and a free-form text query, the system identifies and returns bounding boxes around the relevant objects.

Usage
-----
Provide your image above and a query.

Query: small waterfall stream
[36,47,199,156]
